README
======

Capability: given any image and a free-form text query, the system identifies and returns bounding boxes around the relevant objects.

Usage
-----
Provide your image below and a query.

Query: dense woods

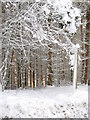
[0,0,89,90]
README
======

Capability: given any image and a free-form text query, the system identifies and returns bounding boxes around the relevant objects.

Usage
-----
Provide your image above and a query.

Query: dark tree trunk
[48,44,52,85]
[85,6,90,84]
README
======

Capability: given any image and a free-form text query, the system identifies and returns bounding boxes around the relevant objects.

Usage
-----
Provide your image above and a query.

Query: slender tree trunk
[36,51,38,87]
[33,69,35,88]
[1,3,6,91]
[10,51,14,89]
[85,6,90,84]
[48,44,52,85]
[0,3,2,86]
[17,61,21,88]
[13,52,18,88]
[81,18,84,84]
[28,65,30,87]
[25,66,27,88]
[30,49,32,88]
[38,50,41,87]
[43,62,47,87]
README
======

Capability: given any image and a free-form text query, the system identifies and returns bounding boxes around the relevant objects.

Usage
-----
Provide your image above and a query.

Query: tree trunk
[0,3,2,86]
[85,6,90,84]
[81,18,85,84]
[48,44,52,85]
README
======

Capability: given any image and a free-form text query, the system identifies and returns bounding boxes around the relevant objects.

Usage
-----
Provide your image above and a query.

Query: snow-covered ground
[0,85,88,118]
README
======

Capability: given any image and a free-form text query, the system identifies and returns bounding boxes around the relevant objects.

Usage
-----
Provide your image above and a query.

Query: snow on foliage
[0,0,81,89]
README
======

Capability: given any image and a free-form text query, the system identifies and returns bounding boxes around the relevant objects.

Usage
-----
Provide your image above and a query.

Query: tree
[0,0,82,90]
[85,4,90,84]
[0,3,2,89]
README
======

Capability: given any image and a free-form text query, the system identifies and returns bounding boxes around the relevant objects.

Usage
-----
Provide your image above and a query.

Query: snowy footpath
[0,85,88,118]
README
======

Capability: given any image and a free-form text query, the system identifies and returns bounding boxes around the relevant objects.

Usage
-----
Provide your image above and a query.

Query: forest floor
[0,84,88,118]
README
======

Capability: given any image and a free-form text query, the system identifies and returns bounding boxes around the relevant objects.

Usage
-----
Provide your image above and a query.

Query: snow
[0,1,87,118]
[0,0,82,88]
[43,5,50,15]
[66,19,77,33]
[0,85,88,118]
[36,0,41,2]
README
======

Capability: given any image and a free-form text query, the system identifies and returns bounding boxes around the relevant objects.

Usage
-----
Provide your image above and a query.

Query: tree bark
[85,6,90,84]
[48,44,52,85]
[0,3,2,85]
[81,18,84,84]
